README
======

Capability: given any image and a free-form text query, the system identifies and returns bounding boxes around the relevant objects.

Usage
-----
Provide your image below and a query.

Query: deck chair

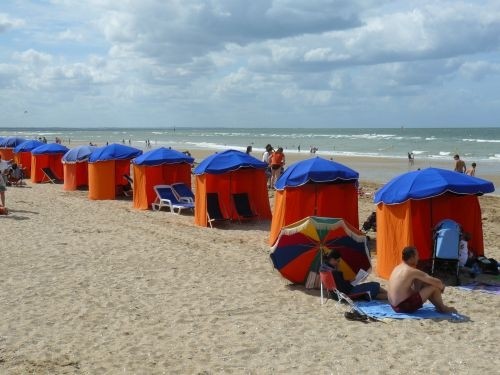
[152,185,194,214]
[122,174,133,197]
[319,268,372,304]
[171,182,195,203]
[231,192,258,222]
[41,167,61,183]
[206,192,230,228]
[431,219,461,285]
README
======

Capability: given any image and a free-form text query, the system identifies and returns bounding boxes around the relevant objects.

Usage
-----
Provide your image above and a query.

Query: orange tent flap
[63,164,78,191]
[88,161,115,200]
[194,175,208,226]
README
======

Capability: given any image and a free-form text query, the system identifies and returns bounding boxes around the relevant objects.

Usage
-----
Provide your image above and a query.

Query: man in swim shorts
[388,246,457,314]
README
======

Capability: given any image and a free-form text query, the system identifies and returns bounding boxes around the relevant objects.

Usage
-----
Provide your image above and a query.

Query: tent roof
[31,143,69,155]
[62,145,97,163]
[88,143,142,163]
[14,139,44,153]
[194,149,267,175]
[275,156,358,190]
[374,167,495,204]
[0,136,27,148]
[132,147,194,166]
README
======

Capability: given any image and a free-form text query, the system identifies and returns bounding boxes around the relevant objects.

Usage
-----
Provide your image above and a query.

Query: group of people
[323,246,457,314]
[262,144,286,189]
[0,159,26,210]
[453,154,476,176]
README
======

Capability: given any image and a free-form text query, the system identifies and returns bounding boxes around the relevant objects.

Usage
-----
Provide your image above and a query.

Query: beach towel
[457,281,500,296]
[355,301,465,320]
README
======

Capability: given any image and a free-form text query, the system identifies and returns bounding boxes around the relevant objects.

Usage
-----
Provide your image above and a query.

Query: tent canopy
[133,147,194,166]
[194,149,266,175]
[275,156,359,190]
[63,145,96,163]
[31,143,69,155]
[374,167,495,204]
[14,140,44,153]
[0,136,27,148]
[89,143,142,163]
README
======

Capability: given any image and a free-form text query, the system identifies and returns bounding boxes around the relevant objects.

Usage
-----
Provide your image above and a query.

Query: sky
[1,0,500,128]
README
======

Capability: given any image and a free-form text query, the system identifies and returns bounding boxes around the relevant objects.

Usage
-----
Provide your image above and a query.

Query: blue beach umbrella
[62,145,96,163]
[374,167,495,204]
[0,136,27,148]
[133,147,194,166]
[275,156,359,190]
[194,149,267,175]
[14,140,44,153]
[31,143,69,155]
[88,143,142,162]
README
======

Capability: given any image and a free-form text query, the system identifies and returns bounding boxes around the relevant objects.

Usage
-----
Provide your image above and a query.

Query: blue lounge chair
[152,185,195,214]
[231,192,258,222]
[432,219,461,285]
[171,182,195,203]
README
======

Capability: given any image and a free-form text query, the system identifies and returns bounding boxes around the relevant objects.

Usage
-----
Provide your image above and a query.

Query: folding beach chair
[122,174,133,197]
[41,167,61,184]
[431,219,461,285]
[171,182,195,203]
[231,192,258,223]
[152,185,194,214]
[206,192,230,228]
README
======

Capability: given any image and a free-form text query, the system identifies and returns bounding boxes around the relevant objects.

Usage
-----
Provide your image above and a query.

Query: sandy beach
[1,152,499,374]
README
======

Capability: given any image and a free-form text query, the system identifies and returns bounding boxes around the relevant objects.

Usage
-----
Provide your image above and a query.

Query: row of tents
[1,135,495,280]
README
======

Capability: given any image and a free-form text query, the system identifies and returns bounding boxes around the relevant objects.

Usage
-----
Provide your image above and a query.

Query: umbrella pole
[320,252,324,305]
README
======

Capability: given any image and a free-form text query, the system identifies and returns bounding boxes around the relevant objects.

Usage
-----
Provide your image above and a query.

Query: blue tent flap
[133,147,194,166]
[275,156,359,190]
[194,149,267,175]
[0,137,27,148]
[14,140,44,153]
[88,143,142,162]
[62,145,97,163]
[31,143,69,155]
[374,167,495,204]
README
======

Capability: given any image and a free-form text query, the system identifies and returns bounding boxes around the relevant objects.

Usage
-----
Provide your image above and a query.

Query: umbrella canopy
[194,149,267,175]
[275,157,359,190]
[133,147,194,166]
[374,167,495,204]
[14,139,44,153]
[270,216,370,285]
[62,145,96,163]
[88,143,142,163]
[0,136,27,148]
[31,143,69,155]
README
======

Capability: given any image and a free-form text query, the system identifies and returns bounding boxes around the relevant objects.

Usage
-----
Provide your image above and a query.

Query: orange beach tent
[131,147,194,210]
[0,137,27,162]
[62,145,96,191]
[374,168,495,279]
[193,150,272,227]
[269,157,360,245]
[88,143,142,200]
[31,143,69,183]
[13,140,44,178]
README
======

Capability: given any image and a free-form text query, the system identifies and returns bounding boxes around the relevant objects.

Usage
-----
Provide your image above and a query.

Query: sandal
[344,311,368,322]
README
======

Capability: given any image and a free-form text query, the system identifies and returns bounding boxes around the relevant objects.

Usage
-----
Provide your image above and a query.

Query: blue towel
[355,301,464,320]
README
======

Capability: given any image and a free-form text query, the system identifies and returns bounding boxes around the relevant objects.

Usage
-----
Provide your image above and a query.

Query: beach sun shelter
[13,139,44,178]
[193,149,272,227]
[269,157,360,245]
[131,147,194,210]
[374,167,495,279]
[31,143,69,183]
[62,145,96,191]
[0,136,27,161]
[88,143,142,200]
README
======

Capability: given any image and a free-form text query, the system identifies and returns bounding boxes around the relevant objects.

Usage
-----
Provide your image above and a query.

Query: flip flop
[344,311,368,322]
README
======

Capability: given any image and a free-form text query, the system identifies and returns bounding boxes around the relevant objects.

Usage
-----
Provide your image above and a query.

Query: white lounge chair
[152,185,195,214]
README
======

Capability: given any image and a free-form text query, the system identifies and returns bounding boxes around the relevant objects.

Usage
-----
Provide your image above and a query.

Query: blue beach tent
[62,145,96,163]
[374,167,495,279]
[194,149,267,175]
[270,157,360,245]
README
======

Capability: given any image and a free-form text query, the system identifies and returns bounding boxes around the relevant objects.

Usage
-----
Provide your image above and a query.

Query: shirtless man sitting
[388,246,457,314]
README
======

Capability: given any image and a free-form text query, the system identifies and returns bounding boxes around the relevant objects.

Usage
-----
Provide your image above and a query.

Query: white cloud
[0,13,24,32]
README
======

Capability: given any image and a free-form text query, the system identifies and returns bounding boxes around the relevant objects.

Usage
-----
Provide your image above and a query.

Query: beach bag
[477,257,499,275]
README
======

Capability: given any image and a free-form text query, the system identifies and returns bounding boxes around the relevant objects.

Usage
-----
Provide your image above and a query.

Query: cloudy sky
[1,0,500,128]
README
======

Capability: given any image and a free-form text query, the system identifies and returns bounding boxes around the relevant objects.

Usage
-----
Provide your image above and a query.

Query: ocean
[2,126,499,186]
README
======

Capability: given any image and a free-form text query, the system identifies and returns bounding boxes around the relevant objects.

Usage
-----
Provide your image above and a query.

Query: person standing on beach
[0,167,7,207]
[270,147,285,188]
[388,246,457,314]
[466,162,477,176]
[453,154,466,173]
[262,144,273,188]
